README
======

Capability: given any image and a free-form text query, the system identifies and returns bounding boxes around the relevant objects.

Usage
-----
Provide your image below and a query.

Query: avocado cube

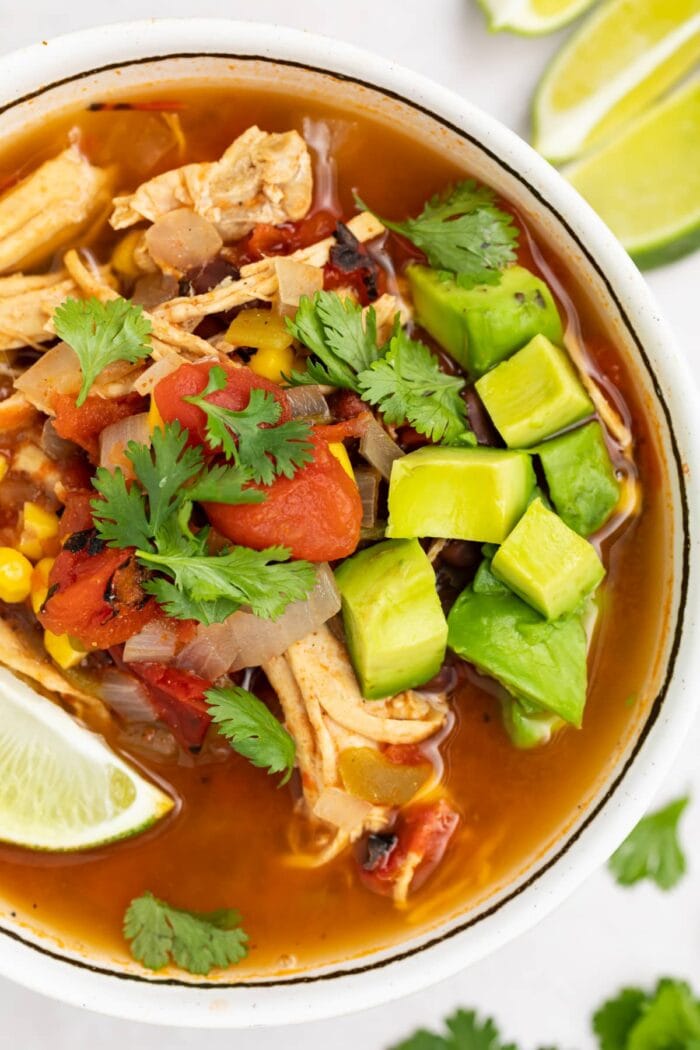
[335,538,447,700]
[407,264,563,376]
[475,334,594,448]
[447,582,587,726]
[386,446,535,544]
[500,695,565,749]
[491,497,605,619]
[538,421,620,536]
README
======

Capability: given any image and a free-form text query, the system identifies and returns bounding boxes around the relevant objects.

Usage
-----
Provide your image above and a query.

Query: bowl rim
[0,16,697,1028]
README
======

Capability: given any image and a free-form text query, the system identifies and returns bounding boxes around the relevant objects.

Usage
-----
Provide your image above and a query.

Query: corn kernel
[0,548,33,603]
[328,442,355,481]
[0,457,8,483]
[111,229,147,279]
[43,630,87,670]
[250,344,296,384]
[30,557,55,615]
[18,501,59,562]
[225,308,294,354]
[148,395,165,434]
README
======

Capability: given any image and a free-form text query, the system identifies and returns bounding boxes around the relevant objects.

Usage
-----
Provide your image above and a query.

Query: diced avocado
[335,538,447,700]
[492,497,605,620]
[386,446,535,544]
[447,579,588,726]
[500,695,565,749]
[407,264,563,376]
[538,421,620,536]
[475,334,594,448]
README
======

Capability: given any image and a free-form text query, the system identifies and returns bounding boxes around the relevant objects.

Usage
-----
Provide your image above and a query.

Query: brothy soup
[0,85,670,977]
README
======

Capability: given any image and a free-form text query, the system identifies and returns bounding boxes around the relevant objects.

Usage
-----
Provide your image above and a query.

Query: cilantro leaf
[206,685,296,783]
[593,979,700,1050]
[609,796,689,890]
[185,368,314,485]
[123,891,247,975]
[593,988,648,1050]
[90,466,153,551]
[356,180,518,289]
[187,463,265,505]
[285,291,382,390]
[392,1008,519,1050]
[127,422,204,535]
[358,328,470,444]
[54,296,152,406]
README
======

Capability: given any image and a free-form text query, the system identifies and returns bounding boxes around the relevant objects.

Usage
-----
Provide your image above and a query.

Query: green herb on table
[54,296,152,406]
[608,796,689,890]
[206,685,296,784]
[390,1008,522,1050]
[124,891,248,975]
[593,978,700,1050]
[356,179,519,288]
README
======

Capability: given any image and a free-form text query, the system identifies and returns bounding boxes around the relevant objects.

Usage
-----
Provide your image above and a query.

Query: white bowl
[0,17,697,1029]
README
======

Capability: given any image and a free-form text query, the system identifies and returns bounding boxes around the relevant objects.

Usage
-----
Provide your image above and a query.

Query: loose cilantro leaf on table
[206,685,296,783]
[391,1008,519,1050]
[54,296,152,406]
[356,180,519,288]
[608,796,689,890]
[359,328,470,444]
[184,366,313,485]
[593,979,700,1050]
[124,891,248,975]
[284,290,383,390]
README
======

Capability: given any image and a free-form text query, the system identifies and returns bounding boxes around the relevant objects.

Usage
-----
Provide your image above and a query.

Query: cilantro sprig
[392,1008,520,1050]
[284,290,383,390]
[356,180,519,289]
[123,891,248,975]
[608,796,689,890]
[54,296,152,406]
[206,685,296,783]
[91,422,315,626]
[594,979,700,1050]
[184,366,313,485]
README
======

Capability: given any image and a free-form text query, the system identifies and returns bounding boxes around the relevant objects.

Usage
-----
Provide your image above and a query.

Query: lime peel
[477,0,597,35]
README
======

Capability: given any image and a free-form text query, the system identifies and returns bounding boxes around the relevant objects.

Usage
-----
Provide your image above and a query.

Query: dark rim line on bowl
[0,51,690,989]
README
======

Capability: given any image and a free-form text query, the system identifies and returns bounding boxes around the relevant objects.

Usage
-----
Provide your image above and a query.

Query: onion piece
[14,342,81,413]
[145,208,223,275]
[123,620,178,664]
[132,351,185,396]
[284,385,331,422]
[99,412,150,477]
[359,417,404,479]
[355,466,380,528]
[131,272,179,310]
[312,787,373,832]
[273,257,323,314]
[100,668,156,723]
[176,563,341,678]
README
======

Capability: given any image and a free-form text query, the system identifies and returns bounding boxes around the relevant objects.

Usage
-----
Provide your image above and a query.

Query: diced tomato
[383,743,428,767]
[204,433,362,562]
[57,490,95,542]
[323,261,385,307]
[131,662,212,749]
[313,413,370,443]
[52,392,146,459]
[240,210,339,263]
[358,799,459,898]
[153,362,290,449]
[39,544,157,649]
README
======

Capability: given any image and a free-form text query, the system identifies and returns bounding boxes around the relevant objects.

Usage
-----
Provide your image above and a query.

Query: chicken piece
[0,271,80,351]
[0,144,112,275]
[110,126,313,241]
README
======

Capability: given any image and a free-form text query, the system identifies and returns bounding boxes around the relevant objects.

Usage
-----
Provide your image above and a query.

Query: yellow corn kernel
[0,456,8,483]
[44,630,87,671]
[111,229,147,279]
[328,442,355,481]
[225,308,294,354]
[148,395,165,434]
[250,344,296,384]
[0,547,33,603]
[18,501,59,561]
[30,557,55,615]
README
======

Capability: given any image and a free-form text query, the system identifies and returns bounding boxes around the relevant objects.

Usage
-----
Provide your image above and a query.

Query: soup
[0,85,669,978]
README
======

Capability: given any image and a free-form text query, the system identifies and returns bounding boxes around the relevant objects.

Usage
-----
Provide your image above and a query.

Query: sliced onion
[99,412,150,477]
[123,620,178,664]
[132,272,179,310]
[355,466,380,528]
[132,352,185,396]
[284,385,331,422]
[145,208,223,275]
[312,787,373,832]
[15,342,81,413]
[100,668,156,723]
[359,417,404,479]
[176,563,341,678]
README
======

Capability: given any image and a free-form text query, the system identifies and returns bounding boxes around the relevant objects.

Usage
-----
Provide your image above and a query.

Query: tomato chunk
[241,210,339,263]
[53,392,145,459]
[358,798,459,898]
[153,361,290,448]
[204,433,362,561]
[132,662,212,749]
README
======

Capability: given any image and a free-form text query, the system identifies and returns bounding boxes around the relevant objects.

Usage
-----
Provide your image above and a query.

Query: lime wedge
[565,78,700,268]
[532,0,700,162]
[477,0,597,35]
[0,666,173,851]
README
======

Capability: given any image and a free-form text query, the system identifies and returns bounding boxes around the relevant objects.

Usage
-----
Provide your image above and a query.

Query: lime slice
[477,0,597,35]
[565,78,700,268]
[0,666,173,851]
[532,0,700,162]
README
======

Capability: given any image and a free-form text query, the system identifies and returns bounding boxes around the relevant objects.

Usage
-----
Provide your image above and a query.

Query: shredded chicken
[0,144,112,275]
[0,271,81,352]
[110,126,313,241]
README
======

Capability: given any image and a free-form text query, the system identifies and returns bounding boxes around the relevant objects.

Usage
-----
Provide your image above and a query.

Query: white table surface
[1,2,698,1046]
